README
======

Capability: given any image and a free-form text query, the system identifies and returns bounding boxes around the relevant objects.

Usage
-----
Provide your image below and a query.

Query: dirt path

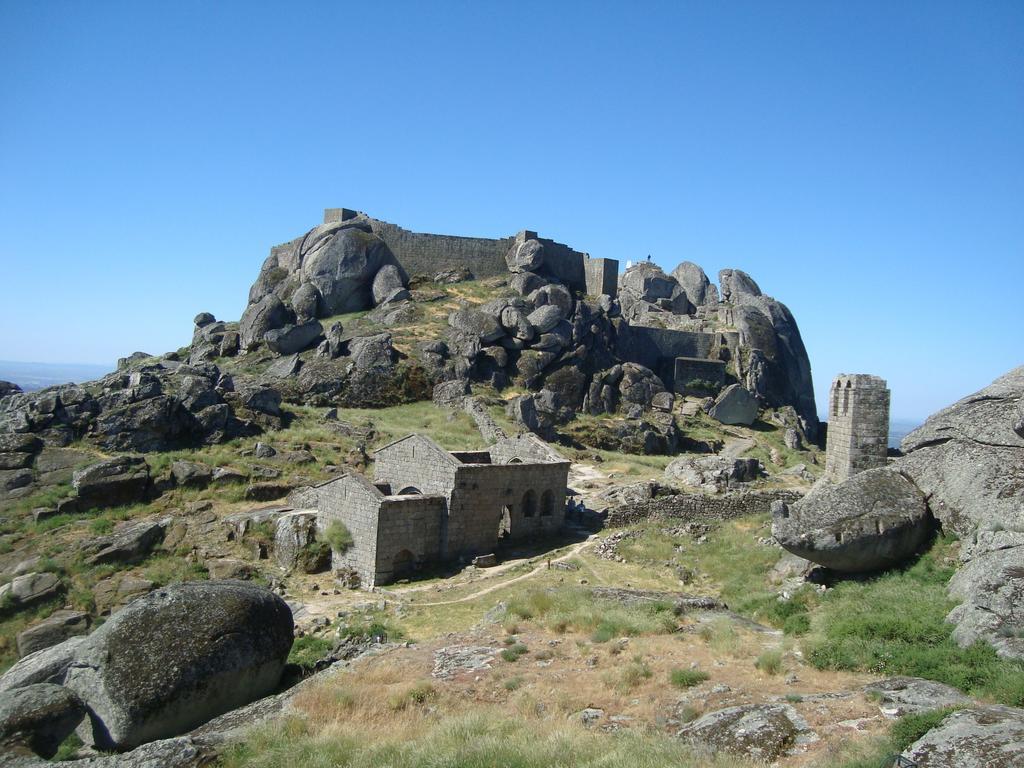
[407,535,597,607]
[720,430,756,457]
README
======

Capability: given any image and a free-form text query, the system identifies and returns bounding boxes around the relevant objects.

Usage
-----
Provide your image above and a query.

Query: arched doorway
[392,549,415,580]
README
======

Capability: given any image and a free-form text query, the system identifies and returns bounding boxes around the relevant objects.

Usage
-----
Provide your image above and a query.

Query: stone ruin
[296,433,570,587]
[823,374,890,482]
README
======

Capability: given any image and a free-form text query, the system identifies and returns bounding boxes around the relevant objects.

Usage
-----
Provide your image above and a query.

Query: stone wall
[448,462,569,554]
[365,217,513,281]
[616,325,717,386]
[824,374,890,482]
[314,474,383,587]
[585,257,619,297]
[374,496,445,584]
[604,489,803,528]
[373,435,458,497]
[673,357,727,393]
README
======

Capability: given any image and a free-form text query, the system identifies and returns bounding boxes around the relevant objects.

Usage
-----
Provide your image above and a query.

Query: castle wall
[366,218,514,281]
[585,257,619,297]
[616,325,717,387]
[824,374,890,482]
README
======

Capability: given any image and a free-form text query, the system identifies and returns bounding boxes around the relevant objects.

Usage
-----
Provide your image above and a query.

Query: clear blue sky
[1,1,1021,420]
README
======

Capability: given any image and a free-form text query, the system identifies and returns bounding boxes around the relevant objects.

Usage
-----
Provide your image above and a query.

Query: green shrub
[503,676,524,691]
[755,650,783,675]
[90,517,114,535]
[324,521,353,553]
[890,707,960,751]
[670,668,710,689]
[501,643,529,662]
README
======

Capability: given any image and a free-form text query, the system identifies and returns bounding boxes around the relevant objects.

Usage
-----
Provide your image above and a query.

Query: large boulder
[677,703,814,762]
[371,264,407,305]
[263,321,323,356]
[505,238,545,273]
[239,294,292,351]
[448,309,504,344]
[64,580,294,751]
[670,261,718,307]
[274,512,328,574]
[0,637,86,692]
[718,268,762,301]
[901,705,1024,768]
[72,457,150,510]
[300,226,404,315]
[81,520,168,566]
[772,468,933,572]
[707,384,759,426]
[894,367,1024,658]
[0,683,85,758]
[0,572,62,610]
[16,610,90,658]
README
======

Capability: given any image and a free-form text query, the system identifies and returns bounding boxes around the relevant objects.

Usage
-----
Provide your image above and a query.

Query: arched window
[522,489,537,518]
[398,486,422,495]
[540,490,555,517]
[507,457,523,464]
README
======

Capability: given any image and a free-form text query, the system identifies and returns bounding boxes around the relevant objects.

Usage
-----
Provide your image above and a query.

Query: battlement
[825,373,890,481]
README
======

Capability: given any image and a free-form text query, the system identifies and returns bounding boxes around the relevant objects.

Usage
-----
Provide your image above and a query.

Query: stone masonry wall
[366,218,514,281]
[824,374,890,482]
[374,496,445,584]
[448,462,570,555]
[673,357,727,392]
[315,475,382,587]
[373,435,458,498]
[605,489,803,528]
[585,257,619,297]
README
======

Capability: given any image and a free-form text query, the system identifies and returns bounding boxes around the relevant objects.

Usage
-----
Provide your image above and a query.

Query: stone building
[824,374,890,482]
[310,433,570,587]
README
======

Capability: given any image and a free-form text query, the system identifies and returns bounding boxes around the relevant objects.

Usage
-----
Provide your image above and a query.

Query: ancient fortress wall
[374,496,446,583]
[824,374,890,481]
[315,475,381,587]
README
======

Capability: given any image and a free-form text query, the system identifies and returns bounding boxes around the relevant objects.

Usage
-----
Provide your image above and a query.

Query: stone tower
[825,374,890,482]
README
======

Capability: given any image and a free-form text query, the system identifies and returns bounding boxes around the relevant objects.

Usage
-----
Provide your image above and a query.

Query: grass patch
[755,649,783,675]
[220,710,747,768]
[142,555,209,586]
[805,536,1024,705]
[507,587,677,641]
[604,655,653,692]
[669,668,709,689]
[820,707,960,768]
[289,634,334,668]
[501,643,529,662]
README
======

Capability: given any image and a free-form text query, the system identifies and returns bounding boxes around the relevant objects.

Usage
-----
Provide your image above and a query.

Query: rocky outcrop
[0,683,85,758]
[665,455,762,491]
[64,580,293,751]
[274,512,328,574]
[16,611,90,658]
[707,384,759,426]
[863,677,972,717]
[901,705,1024,767]
[677,703,814,761]
[899,366,1024,658]
[0,637,86,693]
[73,456,150,510]
[772,468,933,572]
[0,573,62,611]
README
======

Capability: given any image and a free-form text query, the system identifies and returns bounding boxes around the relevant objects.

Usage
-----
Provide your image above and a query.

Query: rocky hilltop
[0,208,818,481]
